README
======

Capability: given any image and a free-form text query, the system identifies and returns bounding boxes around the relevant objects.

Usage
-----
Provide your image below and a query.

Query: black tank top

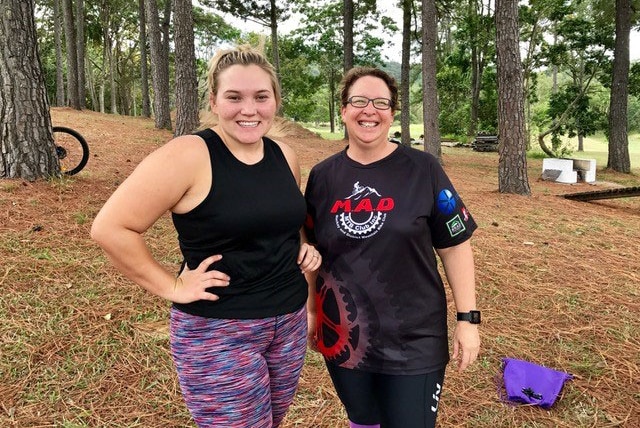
[171,129,308,319]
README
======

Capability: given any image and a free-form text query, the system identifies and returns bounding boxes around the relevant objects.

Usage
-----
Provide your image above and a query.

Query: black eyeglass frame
[345,96,394,110]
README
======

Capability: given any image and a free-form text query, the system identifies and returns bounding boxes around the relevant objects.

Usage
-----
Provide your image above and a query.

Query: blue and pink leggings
[170,306,307,428]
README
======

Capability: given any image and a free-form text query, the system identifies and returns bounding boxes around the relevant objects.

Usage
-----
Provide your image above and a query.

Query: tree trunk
[0,0,60,179]
[86,60,98,111]
[400,0,411,147]
[62,0,80,109]
[269,0,282,91]
[422,0,442,159]
[161,0,171,71]
[110,29,119,115]
[75,0,86,109]
[329,68,336,134]
[343,0,354,140]
[173,0,199,136]
[343,0,354,72]
[138,0,151,118]
[104,25,117,114]
[467,0,480,138]
[608,0,631,173]
[53,0,65,107]
[495,0,530,195]
[100,84,105,113]
[145,0,172,130]
[98,1,109,114]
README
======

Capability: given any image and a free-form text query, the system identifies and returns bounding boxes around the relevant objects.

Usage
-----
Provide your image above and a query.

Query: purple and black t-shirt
[305,144,477,375]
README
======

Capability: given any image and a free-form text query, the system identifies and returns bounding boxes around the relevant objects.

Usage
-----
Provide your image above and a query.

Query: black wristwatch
[457,310,481,324]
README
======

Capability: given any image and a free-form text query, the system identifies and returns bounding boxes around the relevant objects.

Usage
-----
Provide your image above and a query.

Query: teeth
[359,121,377,128]
[238,121,259,127]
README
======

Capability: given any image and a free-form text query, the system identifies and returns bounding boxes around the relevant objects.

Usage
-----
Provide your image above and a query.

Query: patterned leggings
[170,306,307,428]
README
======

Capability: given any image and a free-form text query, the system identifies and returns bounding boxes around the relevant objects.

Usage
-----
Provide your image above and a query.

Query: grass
[303,122,640,185]
[528,132,640,173]
[305,122,640,153]
[2,109,639,427]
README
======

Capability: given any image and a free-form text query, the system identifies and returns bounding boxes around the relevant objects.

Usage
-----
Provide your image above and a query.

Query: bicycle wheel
[53,126,90,175]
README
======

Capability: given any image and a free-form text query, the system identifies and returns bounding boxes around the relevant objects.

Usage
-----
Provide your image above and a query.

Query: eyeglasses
[346,96,393,110]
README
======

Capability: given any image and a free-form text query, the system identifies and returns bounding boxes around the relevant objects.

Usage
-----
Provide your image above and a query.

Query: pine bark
[173,0,199,136]
[400,0,411,147]
[144,0,172,130]
[75,0,86,109]
[0,0,59,179]
[608,0,631,173]
[422,0,442,159]
[61,0,80,109]
[269,0,282,89]
[53,0,65,107]
[343,0,354,72]
[138,0,151,118]
[495,0,530,195]
[343,0,354,140]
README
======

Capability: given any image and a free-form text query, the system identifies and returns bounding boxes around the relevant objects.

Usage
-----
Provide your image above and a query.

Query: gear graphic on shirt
[336,211,386,238]
[315,276,373,366]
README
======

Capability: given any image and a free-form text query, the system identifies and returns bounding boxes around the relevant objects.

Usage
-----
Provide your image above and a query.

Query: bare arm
[91,135,229,303]
[436,240,480,372]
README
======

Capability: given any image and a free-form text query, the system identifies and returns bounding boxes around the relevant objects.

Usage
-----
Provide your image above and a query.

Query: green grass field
[548,132,640,167]
[302,123,640,177]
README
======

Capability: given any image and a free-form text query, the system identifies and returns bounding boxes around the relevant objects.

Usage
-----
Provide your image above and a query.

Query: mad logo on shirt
[330,181,394,239]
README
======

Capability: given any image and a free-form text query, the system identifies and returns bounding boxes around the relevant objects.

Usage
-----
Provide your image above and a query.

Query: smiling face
[341,75,395,148]
[210,64,278,147]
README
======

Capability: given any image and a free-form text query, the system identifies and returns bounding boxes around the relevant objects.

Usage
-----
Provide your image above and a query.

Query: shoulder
[163,133,208,152]
[135,134,209,180]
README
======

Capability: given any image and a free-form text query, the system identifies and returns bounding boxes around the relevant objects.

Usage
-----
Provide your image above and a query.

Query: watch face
[470,311,481,324]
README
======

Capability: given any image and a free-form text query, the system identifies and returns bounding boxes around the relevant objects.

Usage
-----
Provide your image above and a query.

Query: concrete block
[571,158,596,183]
[542,158,577,183]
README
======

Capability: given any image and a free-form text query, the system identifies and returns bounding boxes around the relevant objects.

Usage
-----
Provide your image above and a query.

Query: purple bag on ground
[501,358,573,409]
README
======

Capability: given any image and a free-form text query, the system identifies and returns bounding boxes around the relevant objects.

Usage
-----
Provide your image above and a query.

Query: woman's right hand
[172,255,230,304]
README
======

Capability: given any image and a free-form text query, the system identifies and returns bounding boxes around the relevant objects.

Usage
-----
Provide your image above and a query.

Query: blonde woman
[91,45,320,427]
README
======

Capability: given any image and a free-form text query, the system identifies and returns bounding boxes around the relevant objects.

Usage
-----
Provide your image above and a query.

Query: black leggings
[326,361,446,428]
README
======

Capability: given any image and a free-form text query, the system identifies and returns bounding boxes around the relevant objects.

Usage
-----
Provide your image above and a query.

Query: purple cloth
[501,358,573,409]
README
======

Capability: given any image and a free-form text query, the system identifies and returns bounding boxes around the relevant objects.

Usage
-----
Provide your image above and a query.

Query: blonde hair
[200,44,281,129]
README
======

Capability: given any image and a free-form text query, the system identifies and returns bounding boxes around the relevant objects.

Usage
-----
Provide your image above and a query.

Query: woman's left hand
[452,322,480,372]
[298,243,321,273]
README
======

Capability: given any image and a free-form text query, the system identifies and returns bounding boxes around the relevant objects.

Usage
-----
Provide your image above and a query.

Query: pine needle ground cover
[1,108,639,427]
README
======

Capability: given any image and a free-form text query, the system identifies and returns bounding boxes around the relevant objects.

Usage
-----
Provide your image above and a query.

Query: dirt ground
[1,107,639,427]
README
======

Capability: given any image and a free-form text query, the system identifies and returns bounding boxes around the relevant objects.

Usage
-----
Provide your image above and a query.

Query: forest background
[1,0,640,426]
[34,0,640,162]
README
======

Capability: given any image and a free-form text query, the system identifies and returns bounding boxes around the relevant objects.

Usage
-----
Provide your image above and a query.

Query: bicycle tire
[53,126,90,175]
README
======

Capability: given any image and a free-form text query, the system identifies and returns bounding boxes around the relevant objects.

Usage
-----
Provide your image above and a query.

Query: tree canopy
[4,0,638,181]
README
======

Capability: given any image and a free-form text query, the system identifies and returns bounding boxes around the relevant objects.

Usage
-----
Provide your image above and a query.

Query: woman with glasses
[304,67,481,428]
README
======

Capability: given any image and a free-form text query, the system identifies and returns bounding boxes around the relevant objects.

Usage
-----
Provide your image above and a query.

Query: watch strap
[457,310,481,324]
